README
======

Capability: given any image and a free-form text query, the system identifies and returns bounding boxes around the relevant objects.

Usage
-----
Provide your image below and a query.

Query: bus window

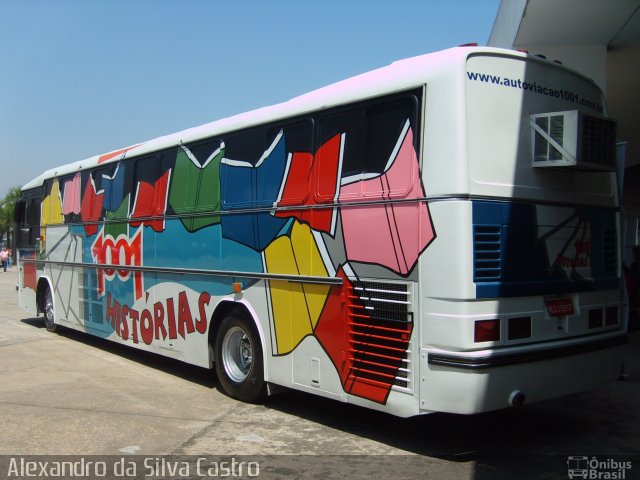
[60,172,82,221]
[272,120,313,207]
[367,97,419,169]
[14,200,25,226]
[360,96,420,199]
[79,167,112,234]
[224,128,268,167]
[41,179,63,226]
[222,126,289,210]
[318,93,420,201]
[317,108,364,202]
[221,128,268,210]
[100,162,128,217]
[169,140,224,216]
[131,153,172,223]
[14,199,27,248]
[16,194,41,248]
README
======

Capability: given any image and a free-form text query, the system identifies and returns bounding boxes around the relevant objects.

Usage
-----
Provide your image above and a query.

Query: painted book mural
[27,93,437,405]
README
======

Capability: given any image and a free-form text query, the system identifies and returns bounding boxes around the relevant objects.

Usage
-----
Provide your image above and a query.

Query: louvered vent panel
[580,115,616,169]
[347,281,413,390]
[474,225,502,281]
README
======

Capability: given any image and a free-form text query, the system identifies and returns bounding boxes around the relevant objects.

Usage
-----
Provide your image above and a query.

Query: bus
[14,46,626,417]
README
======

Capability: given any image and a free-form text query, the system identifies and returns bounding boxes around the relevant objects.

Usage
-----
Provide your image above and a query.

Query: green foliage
[0,187,21,248]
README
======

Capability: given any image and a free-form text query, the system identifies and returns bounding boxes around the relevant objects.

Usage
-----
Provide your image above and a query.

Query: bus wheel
[214,311,266,403]
[43,287,58,333]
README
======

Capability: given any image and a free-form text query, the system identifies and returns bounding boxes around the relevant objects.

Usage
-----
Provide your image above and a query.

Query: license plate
[546,298,574,317]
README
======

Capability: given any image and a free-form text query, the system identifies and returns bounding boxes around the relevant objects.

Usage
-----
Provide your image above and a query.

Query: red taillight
[474,319,500,343]
[605,306,619,326]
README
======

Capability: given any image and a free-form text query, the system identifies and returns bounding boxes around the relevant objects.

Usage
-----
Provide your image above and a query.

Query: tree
[0,187,22,249]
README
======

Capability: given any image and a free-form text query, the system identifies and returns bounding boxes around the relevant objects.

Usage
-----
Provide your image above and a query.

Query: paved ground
[0,265,638,479]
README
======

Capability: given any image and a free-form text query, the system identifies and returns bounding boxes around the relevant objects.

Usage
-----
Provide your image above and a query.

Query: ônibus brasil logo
[567,456,632,479]
[91,229,144,301]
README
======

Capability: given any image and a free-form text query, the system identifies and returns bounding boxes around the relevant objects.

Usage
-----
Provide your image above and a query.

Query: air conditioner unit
[530,110,616,171]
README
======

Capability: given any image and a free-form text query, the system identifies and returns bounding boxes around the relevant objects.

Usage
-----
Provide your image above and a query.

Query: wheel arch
[208,299,268,375]
[35,275,53,316]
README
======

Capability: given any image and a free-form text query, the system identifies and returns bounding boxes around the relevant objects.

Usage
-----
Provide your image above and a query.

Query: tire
[43,286,58,333]
[214,311,266,403]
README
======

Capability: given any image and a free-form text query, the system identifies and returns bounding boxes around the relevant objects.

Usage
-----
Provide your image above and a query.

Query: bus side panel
[42,224,85,330]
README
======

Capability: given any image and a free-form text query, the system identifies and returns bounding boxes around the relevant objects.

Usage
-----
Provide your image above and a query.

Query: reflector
[605,306,618,326]
[589,308,603,329]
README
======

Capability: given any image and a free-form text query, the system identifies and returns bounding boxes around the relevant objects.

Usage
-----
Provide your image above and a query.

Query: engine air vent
[347,281,413,393]
[473,225,502,281]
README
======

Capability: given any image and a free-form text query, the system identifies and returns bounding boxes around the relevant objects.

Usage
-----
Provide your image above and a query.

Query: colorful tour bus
[15,46,626,417]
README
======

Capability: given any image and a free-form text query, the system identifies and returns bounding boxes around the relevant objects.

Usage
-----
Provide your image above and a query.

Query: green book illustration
[104,194,129,238]
[169,143,224,232]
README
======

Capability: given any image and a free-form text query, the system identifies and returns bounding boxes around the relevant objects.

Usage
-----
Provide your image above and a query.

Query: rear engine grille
[347,281,413,391]
[474,225,502,281]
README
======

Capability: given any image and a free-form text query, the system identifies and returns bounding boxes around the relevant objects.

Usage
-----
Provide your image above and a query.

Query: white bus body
[15,47,625,417]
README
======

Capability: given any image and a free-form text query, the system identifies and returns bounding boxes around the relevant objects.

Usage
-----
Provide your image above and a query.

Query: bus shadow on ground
[263,388,638,479]
[263,388,588,456]
[20,316,217,389]
[20,317,47,329]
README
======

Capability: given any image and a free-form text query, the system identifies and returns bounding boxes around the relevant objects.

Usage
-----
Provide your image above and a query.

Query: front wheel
[43,287,58,333]
[214,311,266,403]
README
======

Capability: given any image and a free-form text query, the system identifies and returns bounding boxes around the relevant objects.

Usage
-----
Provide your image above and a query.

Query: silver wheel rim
[45,291,54,327]
[221,326,253,383]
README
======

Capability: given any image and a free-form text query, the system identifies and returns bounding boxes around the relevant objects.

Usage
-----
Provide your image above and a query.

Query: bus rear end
[420,50,626,414]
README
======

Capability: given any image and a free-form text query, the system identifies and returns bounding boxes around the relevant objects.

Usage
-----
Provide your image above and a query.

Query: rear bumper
[420,333,628,414]
[427,333,627,369]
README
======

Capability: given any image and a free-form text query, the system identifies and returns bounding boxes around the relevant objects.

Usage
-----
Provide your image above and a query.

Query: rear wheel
[214,311,266,402]
[43,287,58,333]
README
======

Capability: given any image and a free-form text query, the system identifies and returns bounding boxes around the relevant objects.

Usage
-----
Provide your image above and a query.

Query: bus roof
[21,46,598,191]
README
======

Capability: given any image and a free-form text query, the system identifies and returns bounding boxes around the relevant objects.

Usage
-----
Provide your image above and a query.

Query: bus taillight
[474,319,500,343]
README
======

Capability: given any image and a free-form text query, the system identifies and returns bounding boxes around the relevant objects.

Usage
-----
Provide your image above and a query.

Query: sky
[0,0,500,200]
